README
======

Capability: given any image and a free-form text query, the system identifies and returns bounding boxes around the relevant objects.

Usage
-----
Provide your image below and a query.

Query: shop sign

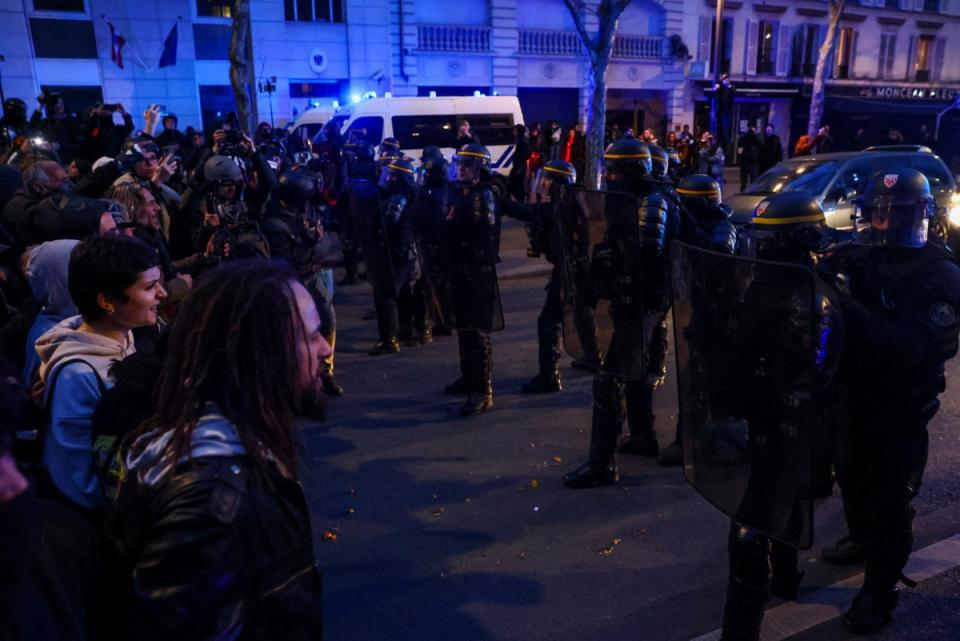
[831,84,960,101]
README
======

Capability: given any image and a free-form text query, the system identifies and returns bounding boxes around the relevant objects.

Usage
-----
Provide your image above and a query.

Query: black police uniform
[564,139,677,488]
[414,152,456,335]
[369,160,419,355]
[658,173,740,466]
[718,193,843,641]
[444,144,501,416]
[505,160,582,394]
[827,168,960,632]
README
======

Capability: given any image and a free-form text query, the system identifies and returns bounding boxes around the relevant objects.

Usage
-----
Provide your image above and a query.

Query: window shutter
[849,30,858,78]
[776,23,791,76]
[933,37,946,82]
[746,20,759,75]
[906,35,918,80]
[698,16,712,63]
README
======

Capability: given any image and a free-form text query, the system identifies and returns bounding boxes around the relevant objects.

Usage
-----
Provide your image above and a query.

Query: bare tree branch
[563,0,594,62]
[808,0,846,138]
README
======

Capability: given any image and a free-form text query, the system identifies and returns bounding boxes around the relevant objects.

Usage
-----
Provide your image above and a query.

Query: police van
[290,95,525,176]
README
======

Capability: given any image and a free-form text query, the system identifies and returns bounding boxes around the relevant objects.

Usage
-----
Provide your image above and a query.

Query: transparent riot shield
[553,188,646,379]
[413,187,455,328]
[441,184,505,332]
[670,241,817,548]
[348,178,397,298]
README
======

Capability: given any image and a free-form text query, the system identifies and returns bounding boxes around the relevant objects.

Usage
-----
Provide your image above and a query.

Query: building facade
[0,0,959,158]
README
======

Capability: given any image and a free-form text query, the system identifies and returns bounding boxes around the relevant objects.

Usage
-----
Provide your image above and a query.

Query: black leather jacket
[105,456,323,641]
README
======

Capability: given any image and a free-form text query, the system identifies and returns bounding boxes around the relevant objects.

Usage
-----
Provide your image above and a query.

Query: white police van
[290,95,525,176]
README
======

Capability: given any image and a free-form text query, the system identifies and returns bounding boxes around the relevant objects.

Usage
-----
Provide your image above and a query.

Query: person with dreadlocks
[105,260,328,639]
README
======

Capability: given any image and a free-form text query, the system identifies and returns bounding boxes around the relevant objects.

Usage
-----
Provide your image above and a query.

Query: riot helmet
[421,145,444,163]
[603,137,652,184]
[748,192,827,263]
[454,143,491,185]
[203,155,245,202]
[541,159,576,186]
[277,167,319,212]
[649,145,669,181]
[379,137,401,157]
[381,157,417,191]
[853,168,934,248]
[421,153,449,188]
[677,174,727,222]
[665,147,681,179]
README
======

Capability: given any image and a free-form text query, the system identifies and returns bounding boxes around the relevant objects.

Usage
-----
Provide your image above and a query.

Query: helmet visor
[854,198,930,248]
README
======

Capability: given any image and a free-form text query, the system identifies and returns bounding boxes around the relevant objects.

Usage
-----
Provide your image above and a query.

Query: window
[698,16,733,74]
[289,81,343,99]
[197,0,232,18]
[790,25,820,77]
[33,0,85,11]
[461,114,515,146]
[40,85,102,114]
[914,35,934,82]
[29,18,97,58]
[199,85,237,131]
[284,0,343,22]
[756,21,777,75]
[193,24,232,59]
[878,33,896,80]
[392,115,457,149]
[833,27,855,79]
[345,116,384,145]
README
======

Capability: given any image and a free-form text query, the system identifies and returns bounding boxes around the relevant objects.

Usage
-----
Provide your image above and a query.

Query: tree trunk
[229,0,257,132]
[808,0,845,138]
[585,58,610,190]
[563,0,631,190]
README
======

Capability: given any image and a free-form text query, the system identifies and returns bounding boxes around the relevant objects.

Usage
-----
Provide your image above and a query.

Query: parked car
[727,146,959,249]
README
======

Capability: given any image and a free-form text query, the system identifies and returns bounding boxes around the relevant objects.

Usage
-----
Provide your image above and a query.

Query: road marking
[690,533,960,641]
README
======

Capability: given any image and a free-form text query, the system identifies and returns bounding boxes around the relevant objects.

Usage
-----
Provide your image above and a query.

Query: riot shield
[348,178,397,298]
[553,188,647,379]
[670,241,817,548]
[413,187,455,328]
[437,184,505,332]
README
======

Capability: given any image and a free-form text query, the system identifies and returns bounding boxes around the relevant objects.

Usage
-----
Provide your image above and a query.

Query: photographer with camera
[83,103,133,160]
[29,92,79,164]
[187,155,270,263]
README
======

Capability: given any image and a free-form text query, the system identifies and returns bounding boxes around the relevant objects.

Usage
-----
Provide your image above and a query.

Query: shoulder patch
[928,302,957,328]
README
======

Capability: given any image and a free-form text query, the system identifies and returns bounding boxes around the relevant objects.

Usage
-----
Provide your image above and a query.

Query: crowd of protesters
[0,95,335,639]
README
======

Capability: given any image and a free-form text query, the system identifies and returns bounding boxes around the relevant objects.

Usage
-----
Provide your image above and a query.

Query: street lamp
[258,75,277,127]
[709,0,724,137]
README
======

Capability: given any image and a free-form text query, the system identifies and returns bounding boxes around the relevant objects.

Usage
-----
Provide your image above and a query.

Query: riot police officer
[715,192,843,641]
[367,157,419,355]
[510,158,579,393]
[563,138,676,487]
[415,146,456,335]
[443,143,501,416]
[262,167,343,397]
[822,168,960,633]
[659,173,739,467]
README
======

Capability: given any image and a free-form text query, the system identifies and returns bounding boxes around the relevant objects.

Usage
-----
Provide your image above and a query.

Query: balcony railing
[518,29,583,56]
[417,25,491,53]
[612,35,664,60]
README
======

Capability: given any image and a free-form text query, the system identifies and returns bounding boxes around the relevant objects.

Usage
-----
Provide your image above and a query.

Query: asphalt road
[302,227,960,641]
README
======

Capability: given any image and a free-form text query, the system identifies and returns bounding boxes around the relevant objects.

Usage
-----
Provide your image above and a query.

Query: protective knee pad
[727,524,772,588]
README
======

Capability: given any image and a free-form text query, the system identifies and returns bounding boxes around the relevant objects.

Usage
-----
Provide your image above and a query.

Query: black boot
[417,326,433,345]
[843,588,899,634]
[563,374,621,489]
[822,535,864,566]
[619,381,658,457]
[521,371,562,394]
[571,357,602,371]
[657,439,683,467]
[460,334,493,416]
[720,524,771,641]
[368,337,400,356]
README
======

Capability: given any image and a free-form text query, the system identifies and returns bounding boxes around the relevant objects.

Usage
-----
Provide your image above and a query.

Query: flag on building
[159,23,178,68]
[108,20,126,69]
